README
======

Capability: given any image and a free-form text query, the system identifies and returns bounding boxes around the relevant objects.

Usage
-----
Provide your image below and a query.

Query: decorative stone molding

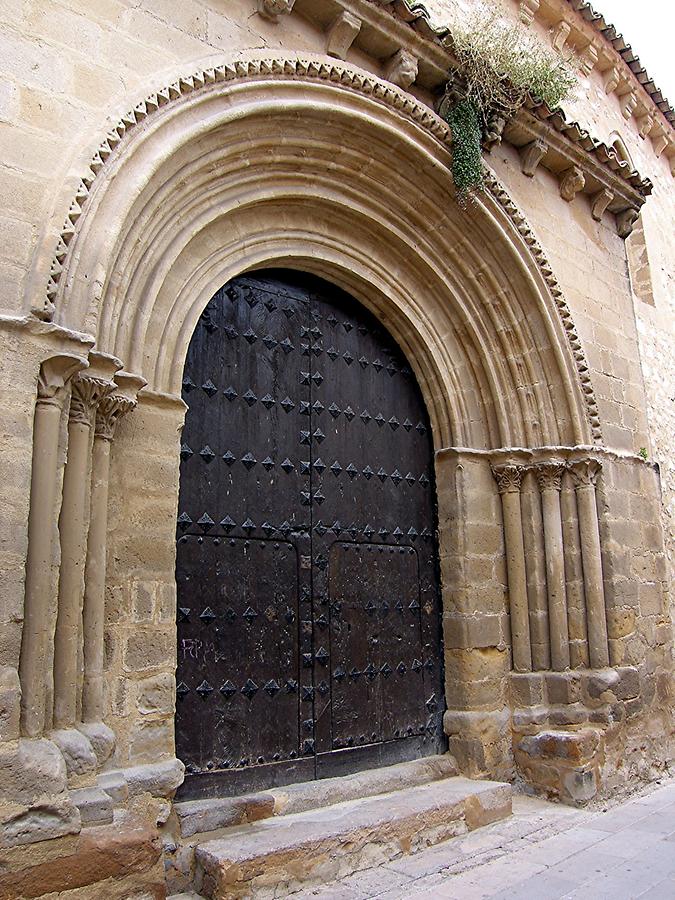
[559,166,585,202]
[519,0,540,26]
[39,56,602,448]
[326,11,361,60]
[483,171,602,444]
[383,48,418,90]
[519,139,547,177]
[257,0,295,22]
[591,188,613,222]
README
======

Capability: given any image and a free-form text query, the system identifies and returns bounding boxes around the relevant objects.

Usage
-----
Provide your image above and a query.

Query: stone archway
[18,54,609,793]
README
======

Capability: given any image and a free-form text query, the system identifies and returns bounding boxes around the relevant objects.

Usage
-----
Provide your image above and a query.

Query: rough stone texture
[50,728,97,785]
[0,738,67,805]
[69,787,114,826]
[123,758,186,799]
[514,728,603,806]
[0,666,21,743]
[193,777,511,898]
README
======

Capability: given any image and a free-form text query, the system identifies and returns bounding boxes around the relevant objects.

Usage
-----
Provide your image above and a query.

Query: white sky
[577,0,675,102]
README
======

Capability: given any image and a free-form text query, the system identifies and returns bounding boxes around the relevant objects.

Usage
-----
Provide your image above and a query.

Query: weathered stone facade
[0,0,673,896]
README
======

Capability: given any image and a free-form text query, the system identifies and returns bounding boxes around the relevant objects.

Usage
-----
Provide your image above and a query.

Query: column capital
[569,457,602,488]
[69,374,116,427]
[492,464,525,494]
[37,354,88,408]
[535,462,565,492]
[94,371,147,441]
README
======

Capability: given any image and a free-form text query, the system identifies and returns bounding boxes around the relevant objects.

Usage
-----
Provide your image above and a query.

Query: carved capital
[535,462,565,493]
[37,354,88,408]
[569,458,601,488]
[257,0,295,22]
[559,166,585,202]
[94,394,136,442]
[492,464,525,495]
[326,11,361,60]
[519,0,540,26]
[520,138,547,177]
[616,207,639,239]
[591,188,613,222]
[384,49,418,90]
[69,375,115,427]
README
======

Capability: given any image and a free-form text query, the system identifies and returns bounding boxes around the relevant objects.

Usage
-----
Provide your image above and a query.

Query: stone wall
[0,1,672,896]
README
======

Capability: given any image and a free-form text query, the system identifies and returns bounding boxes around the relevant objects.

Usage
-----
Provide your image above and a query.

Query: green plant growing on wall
[440,4,577,200]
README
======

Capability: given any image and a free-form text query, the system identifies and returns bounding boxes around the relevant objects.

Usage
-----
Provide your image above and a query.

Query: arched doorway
[175,270,445,799]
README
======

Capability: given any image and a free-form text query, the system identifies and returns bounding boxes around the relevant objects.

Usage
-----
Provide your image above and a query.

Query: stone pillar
[521,470,550,670]
[536,463,570,671]
[19,354,87,737]
[493,465,532,672]
[52,370,117,730]
[570,458,609,669]
[81,373,145,726]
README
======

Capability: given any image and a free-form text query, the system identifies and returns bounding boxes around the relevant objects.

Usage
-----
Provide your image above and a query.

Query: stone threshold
[174,754,458,839]
[190,776,512,898]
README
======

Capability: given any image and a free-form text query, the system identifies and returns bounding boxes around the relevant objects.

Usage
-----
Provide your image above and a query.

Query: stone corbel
[326,11,361,60]
[637,113,654,140]
[616,207,639,239]
[519,138,547,177]
[579,43,598,77]
[551,21,571,54]
[519,0,540,26]
[604,66,622,94]
[257,0,295,22]
[383,48,418,90]
[621,92,638,120]
[559,166,585,202]
[651,128,669,158]
[590,188,613,222]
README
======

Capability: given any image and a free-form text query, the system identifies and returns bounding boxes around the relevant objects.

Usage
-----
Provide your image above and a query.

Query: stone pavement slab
[296,777,675,900]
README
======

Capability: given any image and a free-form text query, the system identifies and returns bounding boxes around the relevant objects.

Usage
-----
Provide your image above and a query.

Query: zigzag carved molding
[43,55,601,443]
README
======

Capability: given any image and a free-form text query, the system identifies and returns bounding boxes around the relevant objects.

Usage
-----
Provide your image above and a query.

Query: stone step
[175,753,458,839]
[193,776,511,899]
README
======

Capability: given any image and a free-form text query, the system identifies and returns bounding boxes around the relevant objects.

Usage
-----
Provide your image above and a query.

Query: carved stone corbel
[257,0,295,22]
[559,166,585,202]
[383,48,418,90]
[551,21,571,54]
[604,66,621,94]
[637,114,654,140]
[519,0,540,26]
[616,207,639,239]
[520,138,547,177]
[591,188,613,222]
[621,92,638,120]
[651,127,669,158]
[579,44,598,77]
[326,11,361,60]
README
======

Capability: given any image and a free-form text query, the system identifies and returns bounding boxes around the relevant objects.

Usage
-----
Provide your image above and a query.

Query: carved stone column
[81,373,145,727]
[493,465,532,672]
[52,370,117,730]
[19,354,87,737]
[536,463,570,671]
[569,458,610,668]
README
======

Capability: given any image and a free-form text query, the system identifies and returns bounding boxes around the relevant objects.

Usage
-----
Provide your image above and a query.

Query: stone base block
[514,727,604,805]
[50,729,97,786]
[70,787,114,827]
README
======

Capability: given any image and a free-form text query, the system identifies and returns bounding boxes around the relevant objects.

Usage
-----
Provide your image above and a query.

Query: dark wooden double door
[175,270,444,799]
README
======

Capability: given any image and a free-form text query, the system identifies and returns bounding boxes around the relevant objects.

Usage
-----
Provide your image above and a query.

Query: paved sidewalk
[297,778,675,900]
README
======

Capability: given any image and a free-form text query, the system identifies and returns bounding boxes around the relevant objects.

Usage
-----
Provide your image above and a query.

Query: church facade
[0,0,673,896]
